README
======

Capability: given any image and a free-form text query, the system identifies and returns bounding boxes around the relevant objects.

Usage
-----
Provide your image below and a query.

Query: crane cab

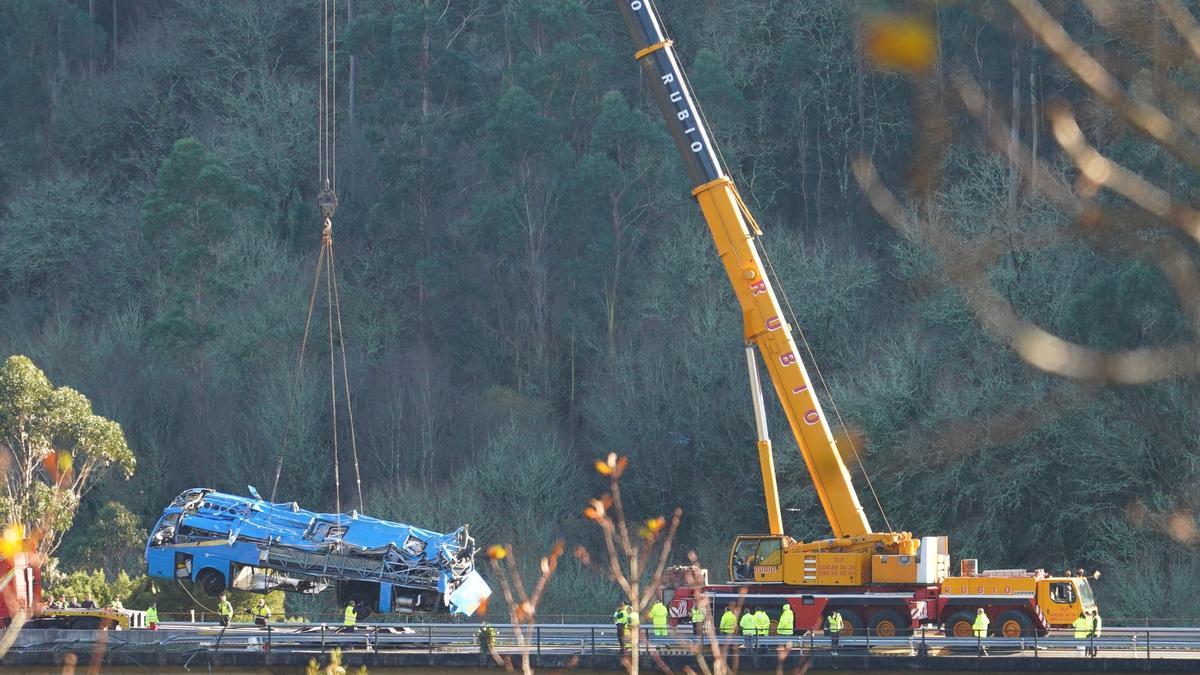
[1036,575,1098,626]
[729,535,786,583]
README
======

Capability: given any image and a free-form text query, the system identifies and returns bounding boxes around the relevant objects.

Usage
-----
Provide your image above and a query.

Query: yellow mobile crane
[615,0,1098,637]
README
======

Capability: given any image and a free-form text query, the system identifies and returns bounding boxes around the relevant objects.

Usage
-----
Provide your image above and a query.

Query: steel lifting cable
[271,0,364,517]
[318,0,363,515]
[331,0,337,194]
[325,229,341,521]
[328,246,364,512]
[320,0,330,191]
[318,0,337,196]
[315,226,367,519]
[176,579,218,615]
[670,21,896,533]
[757,239,895,533]
[269,245,328,505]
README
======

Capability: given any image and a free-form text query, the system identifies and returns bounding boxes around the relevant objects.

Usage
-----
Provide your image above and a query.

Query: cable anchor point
[321,218,333,245]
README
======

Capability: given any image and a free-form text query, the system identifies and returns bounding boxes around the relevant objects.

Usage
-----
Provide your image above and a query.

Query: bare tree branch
[1008,0,1200,171]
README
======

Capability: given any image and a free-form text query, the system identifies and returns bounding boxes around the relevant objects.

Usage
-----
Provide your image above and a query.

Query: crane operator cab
[730,536,785,583]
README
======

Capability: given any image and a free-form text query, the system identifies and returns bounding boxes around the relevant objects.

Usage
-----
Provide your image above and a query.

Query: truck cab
[1037,575,1098,627]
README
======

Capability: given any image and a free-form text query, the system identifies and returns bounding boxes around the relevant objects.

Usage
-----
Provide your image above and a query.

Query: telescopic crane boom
[617,6,1101,638]
[615,0,919,584]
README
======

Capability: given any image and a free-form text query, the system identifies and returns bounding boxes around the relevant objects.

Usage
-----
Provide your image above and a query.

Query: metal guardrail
[149,610,1200,627]
[8,622,1200,661]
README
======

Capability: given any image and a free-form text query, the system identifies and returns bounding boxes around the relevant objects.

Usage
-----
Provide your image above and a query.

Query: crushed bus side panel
[145,488,491,616]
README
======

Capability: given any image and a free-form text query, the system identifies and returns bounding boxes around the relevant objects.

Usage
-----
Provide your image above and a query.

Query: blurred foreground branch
[854,0,1200,384]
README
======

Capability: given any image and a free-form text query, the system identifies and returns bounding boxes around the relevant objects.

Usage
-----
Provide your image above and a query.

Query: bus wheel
[996,610,1032,638]
[869,609,909,637]
[943,611,975,638]
[197,569,226,596]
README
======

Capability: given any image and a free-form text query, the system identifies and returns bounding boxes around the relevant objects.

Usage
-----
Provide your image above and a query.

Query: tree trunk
[1007,17,1020,222]
[416,0,432,344]
[606,194,623,357]
[854,3,867,226]
[1029,52,1038,197]
[347,0,356,128]
[421,0,431,120]
[89,0,97,74]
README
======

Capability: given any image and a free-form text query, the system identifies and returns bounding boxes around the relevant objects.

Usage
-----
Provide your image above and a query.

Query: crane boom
[617,7,1101,631]
[614,0,871,539]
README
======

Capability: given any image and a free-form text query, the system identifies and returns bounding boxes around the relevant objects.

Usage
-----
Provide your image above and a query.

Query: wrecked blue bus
[145,488,490,616]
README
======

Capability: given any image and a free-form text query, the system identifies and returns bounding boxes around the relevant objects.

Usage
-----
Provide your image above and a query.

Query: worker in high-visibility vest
[217,595,234,627]
[614,600,633,648]
[145,603,159,630]
[477,623,497,657]
[739,606,757,648]
[343,601,357,632]
[253,599,271,626]
[826,610,843,656]
[1072,611,1089,654]
[649,600,669,637]
[627,605,640,646]
[613,603,629,651]
[719,607,737,635]
[973,608,990,656]
[777,603,794,637]
[690,602,705,636]
[754,606,770,638]
[1087,609,1102,657]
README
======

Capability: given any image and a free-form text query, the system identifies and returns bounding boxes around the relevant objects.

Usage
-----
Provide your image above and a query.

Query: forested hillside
[1,0,1198,618]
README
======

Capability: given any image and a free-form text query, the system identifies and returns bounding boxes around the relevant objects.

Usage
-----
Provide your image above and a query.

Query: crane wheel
[943,611,976,638]
[996,610,1033,638]
[869,609,909,637]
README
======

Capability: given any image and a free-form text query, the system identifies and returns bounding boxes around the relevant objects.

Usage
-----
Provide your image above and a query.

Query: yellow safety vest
[739,612,756,636]
[146,607,159,623]
[1073,616,1089,639]
[719,611,736,634]
[218,601,233,618]
[650,602,668,625]
[690,606,704,624]
[344,605,357,626]
[755,611,770,634]
[254,605,270,619]
[828,612,843,633]
[777,607,794,636]
[973,613,990,637]
[614,608,628,625]
[478,625,496,648]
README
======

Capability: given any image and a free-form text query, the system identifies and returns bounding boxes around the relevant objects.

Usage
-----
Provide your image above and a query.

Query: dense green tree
[0,355,135,555]
[57,500,146,577]
[141,137,263,357]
